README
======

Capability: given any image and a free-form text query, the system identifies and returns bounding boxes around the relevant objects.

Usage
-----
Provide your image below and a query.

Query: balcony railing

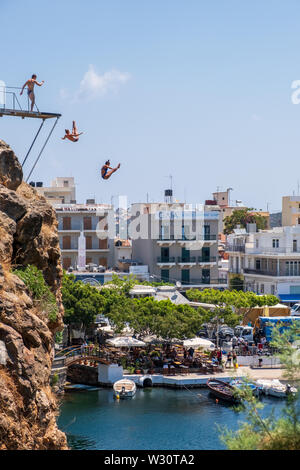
[158,235,217,241]
[180,278,227,286]
[177,257,197,263]
[243,268,300,277]
[157,257,176,263]
[198,256,217,263]
[226,245,245,252]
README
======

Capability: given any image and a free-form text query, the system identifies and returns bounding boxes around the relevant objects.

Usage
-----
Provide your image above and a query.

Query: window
[99,257,107,268]
[161,269,169,282]
[272,239,279,248]
[83,217,92,230]
[293,240,298,252]
[85,236,92,249]
[255,259,261,270]
[271,285,275,295]
[62,236,71,249]
[62,257,71,270]
[290,286,300,294]
[99,239,108,249]
[63,217,71,230]
[63,180,69,187]
[256,239,259,248]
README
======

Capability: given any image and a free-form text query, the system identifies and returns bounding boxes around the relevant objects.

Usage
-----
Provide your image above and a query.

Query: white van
[234,326,254,343]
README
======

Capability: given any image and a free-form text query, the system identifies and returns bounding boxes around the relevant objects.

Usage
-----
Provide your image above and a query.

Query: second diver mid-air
[101,160,121,180]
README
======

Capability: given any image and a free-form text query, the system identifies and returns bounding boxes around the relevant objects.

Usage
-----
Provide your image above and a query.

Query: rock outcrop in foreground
[0,140,67,449]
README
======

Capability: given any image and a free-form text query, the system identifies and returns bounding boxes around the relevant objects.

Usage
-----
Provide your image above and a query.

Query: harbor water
[57,387,291,450]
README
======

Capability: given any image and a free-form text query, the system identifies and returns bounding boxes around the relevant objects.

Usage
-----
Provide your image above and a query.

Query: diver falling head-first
[62,121,83,142]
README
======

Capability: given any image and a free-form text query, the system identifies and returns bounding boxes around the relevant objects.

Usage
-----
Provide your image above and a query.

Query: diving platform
[0,108,61,120]
[0,83,61,181]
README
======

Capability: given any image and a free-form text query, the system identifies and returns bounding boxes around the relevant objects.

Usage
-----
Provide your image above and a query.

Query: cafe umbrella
[106,336,146,347]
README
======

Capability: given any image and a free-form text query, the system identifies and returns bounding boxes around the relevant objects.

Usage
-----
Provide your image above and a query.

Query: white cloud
[73,65,131,101]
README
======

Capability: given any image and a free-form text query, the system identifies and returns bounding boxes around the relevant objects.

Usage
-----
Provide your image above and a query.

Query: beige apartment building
[282,196,300,226]
[210,189,270,233]
[35,177,76,204]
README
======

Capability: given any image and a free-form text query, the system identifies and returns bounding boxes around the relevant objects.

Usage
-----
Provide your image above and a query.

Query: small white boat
[113,379,136,399]
[256,379,297,398]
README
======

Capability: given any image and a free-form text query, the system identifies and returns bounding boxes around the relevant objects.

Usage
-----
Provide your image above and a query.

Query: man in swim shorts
[62,121,83,142]
[20,74,44,111]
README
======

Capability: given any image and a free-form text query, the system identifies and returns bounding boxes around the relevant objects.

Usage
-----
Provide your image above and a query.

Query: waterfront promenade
[122,366,285,389]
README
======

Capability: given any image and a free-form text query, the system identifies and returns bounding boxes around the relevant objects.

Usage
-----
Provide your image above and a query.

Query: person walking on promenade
[225,351,232,368]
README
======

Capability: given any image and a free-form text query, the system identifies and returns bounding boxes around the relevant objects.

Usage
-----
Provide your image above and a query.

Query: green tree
[223,208,267,235]
[186,288,278,325]
[62,273,105,334]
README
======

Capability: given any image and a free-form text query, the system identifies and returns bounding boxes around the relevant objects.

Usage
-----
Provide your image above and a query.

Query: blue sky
[1,0,300,212]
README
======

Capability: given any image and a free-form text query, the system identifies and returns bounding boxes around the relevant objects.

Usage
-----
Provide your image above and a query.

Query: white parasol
[106,336,146,347]
[183,338,215,350]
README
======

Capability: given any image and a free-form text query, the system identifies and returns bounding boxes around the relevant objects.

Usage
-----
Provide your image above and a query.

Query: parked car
[234,326,254,343]
[213,325,235,342]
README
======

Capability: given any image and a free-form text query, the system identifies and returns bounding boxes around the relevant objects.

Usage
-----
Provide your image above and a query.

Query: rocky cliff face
[0,140,67,450]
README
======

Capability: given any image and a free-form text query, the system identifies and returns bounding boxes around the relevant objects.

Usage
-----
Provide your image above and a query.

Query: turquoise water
[57,388,289,450]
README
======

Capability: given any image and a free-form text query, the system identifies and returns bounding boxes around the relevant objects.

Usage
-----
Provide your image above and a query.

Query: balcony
[198,256,217,264]
[226,244,245,253]
[177,256,197,267]
[180,278,228,287]
[243,268,300,277]
[156,257,176,266]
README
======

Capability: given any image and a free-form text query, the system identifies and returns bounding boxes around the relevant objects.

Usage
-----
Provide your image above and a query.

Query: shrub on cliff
[13,264,58,322]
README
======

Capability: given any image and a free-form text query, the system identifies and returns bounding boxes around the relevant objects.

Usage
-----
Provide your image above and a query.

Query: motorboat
[256,379,297,398]
[229,379,262,397]
[206,379,239,404]
[113,379,136,399]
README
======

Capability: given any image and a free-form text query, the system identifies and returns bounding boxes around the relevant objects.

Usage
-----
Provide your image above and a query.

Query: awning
[279,294,300,303]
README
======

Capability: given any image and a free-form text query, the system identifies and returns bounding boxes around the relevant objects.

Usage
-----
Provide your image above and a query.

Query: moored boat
[256,379,297,398]
[113,379,136,399]
[230,379,262,397]
[206,379,238,404]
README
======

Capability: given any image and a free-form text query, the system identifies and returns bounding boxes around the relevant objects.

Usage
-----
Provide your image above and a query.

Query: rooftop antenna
[227,187,233,206]
[164,174,173,203]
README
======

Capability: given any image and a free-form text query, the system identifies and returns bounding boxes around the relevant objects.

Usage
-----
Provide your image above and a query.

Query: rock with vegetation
[0,139,67,449]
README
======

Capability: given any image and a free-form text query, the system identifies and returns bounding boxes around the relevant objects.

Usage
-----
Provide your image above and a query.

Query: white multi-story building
[131,201,226,288]
[227,225,300,304]
[55,202,115,271]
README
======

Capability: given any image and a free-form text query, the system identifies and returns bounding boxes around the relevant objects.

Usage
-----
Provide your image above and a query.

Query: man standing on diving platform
[20,74,44,112]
